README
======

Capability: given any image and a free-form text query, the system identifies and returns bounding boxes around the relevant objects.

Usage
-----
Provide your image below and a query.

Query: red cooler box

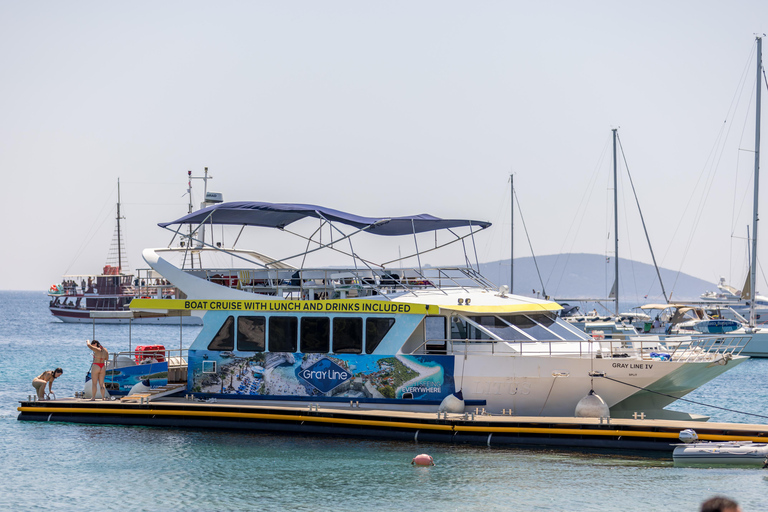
[135,345,166,364]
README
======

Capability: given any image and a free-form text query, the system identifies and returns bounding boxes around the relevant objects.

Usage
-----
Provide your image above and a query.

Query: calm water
[1,291,767,511]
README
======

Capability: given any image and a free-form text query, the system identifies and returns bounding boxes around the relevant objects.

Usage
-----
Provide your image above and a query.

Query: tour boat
[124,200,750,420]
[48,179,201,325]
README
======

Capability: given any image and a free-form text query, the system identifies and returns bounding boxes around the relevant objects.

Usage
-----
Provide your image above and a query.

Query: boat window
[425,316,446,341]
[365,318,395,354]
[502,314,554,340]
[237,316,266,352]
[452,316,528,341]
[333,317,363,354]
[541,317,584,340]
[425,316,447,353]
[208,316,235,350]
[464,316,518,340]
[301,317,330,353]
[269,316,298,352]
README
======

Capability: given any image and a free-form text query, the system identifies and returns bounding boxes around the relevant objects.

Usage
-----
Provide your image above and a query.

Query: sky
[2,1,768,295]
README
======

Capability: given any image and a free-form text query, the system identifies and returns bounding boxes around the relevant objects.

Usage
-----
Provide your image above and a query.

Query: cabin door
[425,316,447,354]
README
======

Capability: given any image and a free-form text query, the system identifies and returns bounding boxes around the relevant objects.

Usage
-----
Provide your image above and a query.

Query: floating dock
[17,397,768,453]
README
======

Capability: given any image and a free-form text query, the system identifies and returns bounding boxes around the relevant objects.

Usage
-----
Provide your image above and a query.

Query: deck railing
[411,334,750,362]
[137,266,497,298]
[105,348,190,388]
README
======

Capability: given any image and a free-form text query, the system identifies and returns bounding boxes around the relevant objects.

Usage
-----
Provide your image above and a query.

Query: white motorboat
[673,429,768,466]
[700,276,768,325]
[132,200,749,420]
[674,441,768,466]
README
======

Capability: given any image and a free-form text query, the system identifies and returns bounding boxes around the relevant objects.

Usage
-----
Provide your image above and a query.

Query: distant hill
[478,253,715,303]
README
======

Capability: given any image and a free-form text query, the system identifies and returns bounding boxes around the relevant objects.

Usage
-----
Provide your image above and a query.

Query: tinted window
[269,316,298,352]
[333,317,363,354]
[543,319,582,340]
[208,316,235,350]
[365,318,395,354]
[238,316,266,351]
[301,317,330,353]
[425,316,445,340]
[453,316,526,341]
[468,316,518,340]
[504,315,553,340]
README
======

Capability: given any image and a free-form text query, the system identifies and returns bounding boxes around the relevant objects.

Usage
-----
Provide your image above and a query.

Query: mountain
[478,253,715,303]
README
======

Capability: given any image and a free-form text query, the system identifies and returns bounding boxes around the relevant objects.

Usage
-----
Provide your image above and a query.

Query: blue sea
[2,291,768,511]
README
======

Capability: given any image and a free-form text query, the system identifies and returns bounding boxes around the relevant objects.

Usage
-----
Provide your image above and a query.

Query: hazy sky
[2,1,768,297]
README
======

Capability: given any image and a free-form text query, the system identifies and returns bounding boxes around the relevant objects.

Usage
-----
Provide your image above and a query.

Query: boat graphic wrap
[298,358,352,393]
[189,351,455,401]
[91,361,169,394]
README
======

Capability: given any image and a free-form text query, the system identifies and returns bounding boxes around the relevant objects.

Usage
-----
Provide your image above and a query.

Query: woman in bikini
[86,339,109,400]
[32,368,63,399]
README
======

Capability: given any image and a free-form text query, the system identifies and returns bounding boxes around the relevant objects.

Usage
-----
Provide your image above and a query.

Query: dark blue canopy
[158,201,491,236]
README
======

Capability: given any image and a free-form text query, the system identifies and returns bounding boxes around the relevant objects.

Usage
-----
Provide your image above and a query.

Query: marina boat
[560,307,646,339]
[126,200,750,420]
[673,429,768,466]
[635,302,768,357]
[48,179,201,325]
[700,276,768,324]
[48,268,199,325]
[673,441,768,466]
[636,304,741,335]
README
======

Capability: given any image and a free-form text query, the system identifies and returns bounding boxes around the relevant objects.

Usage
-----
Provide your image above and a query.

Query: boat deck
[17,397,768,454]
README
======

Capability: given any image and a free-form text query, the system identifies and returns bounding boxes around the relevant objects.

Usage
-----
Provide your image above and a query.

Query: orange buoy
[411,454,435,466]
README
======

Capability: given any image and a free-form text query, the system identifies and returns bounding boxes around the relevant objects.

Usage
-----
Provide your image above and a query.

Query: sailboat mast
[613,128,619,315]
[116,178,122,273]
[510,173,514,293]
[750,36,763,327]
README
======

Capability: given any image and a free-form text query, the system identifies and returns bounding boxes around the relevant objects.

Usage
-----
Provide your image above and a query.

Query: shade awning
[158,201,491,236]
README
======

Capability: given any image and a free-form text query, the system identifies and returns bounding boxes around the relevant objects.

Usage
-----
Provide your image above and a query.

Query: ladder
[120,383,187,403]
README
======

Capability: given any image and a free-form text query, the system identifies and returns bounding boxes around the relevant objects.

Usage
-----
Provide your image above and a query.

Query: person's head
[53,368,63,378]
[701,496,741,512]
[92,340,101,348]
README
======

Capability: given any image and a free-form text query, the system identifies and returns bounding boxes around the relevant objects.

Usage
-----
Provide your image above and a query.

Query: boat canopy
[158,201,491,236]
[640,304,692,310]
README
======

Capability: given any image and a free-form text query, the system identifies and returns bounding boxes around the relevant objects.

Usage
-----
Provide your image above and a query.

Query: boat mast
[186,167,214,268]
[613,128,619,315]
[116,178,122,273]
[750,36,763,327]
[510,173,514,293]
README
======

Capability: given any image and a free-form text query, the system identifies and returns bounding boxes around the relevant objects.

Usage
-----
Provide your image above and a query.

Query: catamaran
[112,200,750,421]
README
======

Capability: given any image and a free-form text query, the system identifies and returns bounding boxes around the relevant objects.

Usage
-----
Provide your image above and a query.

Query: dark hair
[53,367,63,376]
[92,340,101,348]
[701,496,739,512]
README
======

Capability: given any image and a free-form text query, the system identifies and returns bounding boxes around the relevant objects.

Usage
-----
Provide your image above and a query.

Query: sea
[1,290,767,511]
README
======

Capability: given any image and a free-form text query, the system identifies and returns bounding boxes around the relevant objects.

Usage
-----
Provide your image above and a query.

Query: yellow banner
[129,298,430,315]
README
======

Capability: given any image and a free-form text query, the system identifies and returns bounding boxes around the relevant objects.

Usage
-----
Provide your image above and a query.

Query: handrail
[105,348,190,389]
[408,334,750,362]
[142,265,499,298]
[106,347,189,368]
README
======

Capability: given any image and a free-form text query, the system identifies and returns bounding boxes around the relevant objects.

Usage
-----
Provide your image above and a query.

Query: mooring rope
[598,375,768,421]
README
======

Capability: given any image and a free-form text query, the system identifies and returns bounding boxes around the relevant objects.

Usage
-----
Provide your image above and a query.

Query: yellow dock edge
[17,403,768,443]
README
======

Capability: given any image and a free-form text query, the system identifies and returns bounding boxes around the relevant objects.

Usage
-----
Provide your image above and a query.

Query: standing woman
[86,339,109,400]
[32,368,63,399]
